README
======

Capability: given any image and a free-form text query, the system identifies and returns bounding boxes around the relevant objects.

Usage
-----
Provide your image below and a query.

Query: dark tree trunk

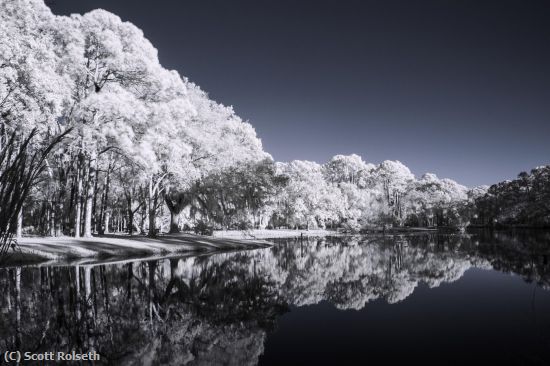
[99,156,112,235]
[84,158,96,238]
[164,194,180,233]
[74,155,83,237]
[127,194,134,236]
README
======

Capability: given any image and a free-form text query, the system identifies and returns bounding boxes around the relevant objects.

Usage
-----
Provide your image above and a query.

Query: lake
[1,231,549,365]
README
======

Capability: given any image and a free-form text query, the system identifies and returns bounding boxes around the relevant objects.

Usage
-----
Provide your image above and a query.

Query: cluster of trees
[0,128,68,258]
[2,0,272,238]
[472,166,550,227]
[7,0,524,239]
[270,155,480,231]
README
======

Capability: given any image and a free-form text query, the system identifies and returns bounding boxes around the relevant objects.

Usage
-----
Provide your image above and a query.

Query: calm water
[1,231,550,365]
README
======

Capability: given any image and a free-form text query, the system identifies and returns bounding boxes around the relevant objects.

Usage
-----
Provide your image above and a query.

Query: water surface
[1,231,549,365]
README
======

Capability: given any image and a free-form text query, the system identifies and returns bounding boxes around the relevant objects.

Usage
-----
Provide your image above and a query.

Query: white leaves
[0,0,70,131]
[323,154,374,186]
[3,0,474,232]
[274,155,472,228]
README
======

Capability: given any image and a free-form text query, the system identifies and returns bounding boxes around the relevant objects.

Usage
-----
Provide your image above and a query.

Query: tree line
[471,166,550,228]
[2,0,546,241]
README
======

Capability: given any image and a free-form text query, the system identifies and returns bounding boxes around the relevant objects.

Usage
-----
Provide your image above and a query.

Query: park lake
[1,230,549,365]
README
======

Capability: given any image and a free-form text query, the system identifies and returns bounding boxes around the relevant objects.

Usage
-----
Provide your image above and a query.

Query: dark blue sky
[49,0,550,187]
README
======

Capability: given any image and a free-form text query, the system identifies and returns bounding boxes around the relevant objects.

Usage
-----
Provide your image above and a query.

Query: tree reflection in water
[0,230,549,365]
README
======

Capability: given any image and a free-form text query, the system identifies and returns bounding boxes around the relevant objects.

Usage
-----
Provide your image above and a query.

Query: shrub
[237,220,253,230]
[194,221,214,236]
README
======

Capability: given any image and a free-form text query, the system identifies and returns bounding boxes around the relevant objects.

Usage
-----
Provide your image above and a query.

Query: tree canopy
[3,0,544,239]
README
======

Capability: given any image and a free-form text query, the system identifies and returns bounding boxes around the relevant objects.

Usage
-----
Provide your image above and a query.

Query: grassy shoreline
[2,233,271,267]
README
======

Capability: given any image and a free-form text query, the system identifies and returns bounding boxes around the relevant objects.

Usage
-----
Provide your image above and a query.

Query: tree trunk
[169,211,178,233]
[49,203,55,236]
[84,158,96,238]
[164,195,180,233]
[148,201,156,238]
[68,172,76,232]
[91,163,99,234]
[99,156,112,235]
[140,202,147,235]
[98,175,107,235]
[53,165,65,236]
[54,201,63,237]
[16,209,22,239]
[148,178,162,238]
[126,194,134,235]
[75,159,83,238]
[103,212,110,234]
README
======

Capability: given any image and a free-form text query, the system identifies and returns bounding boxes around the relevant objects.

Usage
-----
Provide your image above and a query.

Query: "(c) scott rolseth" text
[3,351,100,362]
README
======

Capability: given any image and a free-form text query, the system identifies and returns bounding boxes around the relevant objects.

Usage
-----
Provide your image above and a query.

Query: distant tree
[323,154,374,187]
[403,173,468,227]
[369,160,415,224]
[274,160,344,229]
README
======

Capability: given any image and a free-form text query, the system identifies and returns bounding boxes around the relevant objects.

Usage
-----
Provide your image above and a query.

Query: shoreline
[212,228,339,240]
[3,227,486,267]
[2,233,271,267]
[212,227,443,240]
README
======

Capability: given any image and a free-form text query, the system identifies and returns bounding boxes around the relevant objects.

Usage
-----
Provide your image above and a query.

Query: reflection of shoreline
[268,235,490,308]
[0,232,549,364]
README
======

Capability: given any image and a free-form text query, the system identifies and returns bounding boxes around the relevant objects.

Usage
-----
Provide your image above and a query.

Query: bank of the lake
[2,233,271,267]
[213,227,441,240]
[3,227,467,266]
[212,228,338,240]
